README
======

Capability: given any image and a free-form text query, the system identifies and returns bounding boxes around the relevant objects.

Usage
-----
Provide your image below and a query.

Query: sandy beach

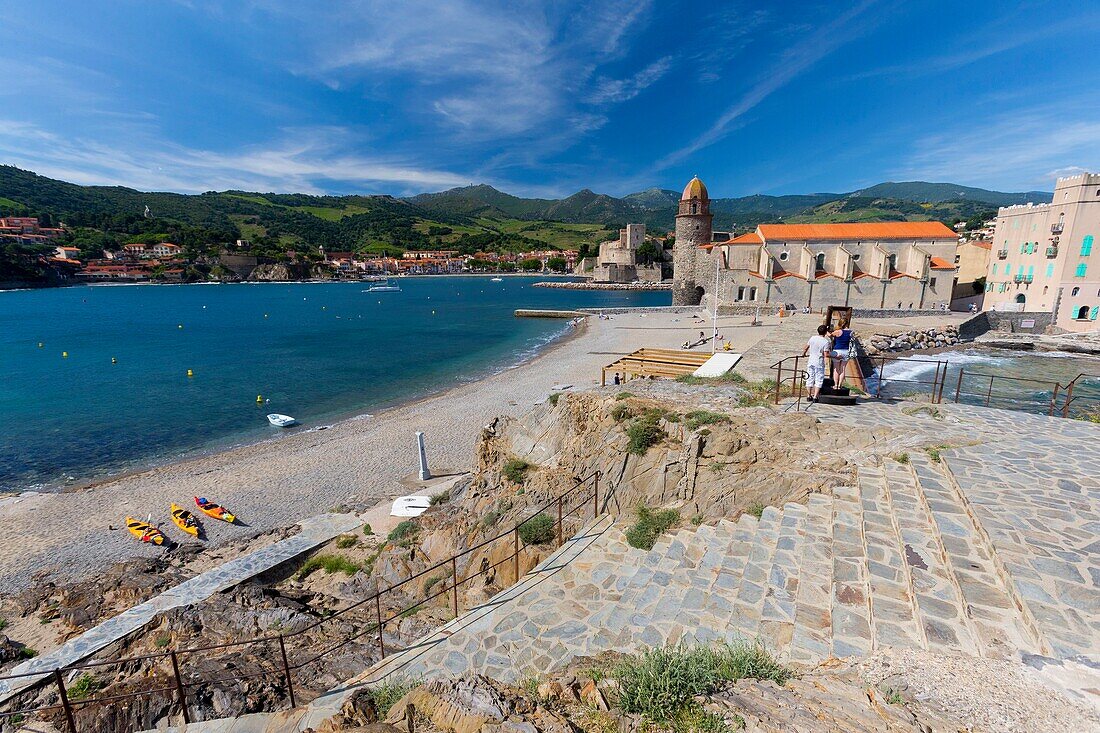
[0,308,778,594]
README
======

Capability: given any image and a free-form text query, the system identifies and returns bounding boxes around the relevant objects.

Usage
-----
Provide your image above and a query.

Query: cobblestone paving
[0,513,363,702]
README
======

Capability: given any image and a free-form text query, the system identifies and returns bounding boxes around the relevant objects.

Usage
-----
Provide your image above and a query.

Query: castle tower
[672,176,713,305]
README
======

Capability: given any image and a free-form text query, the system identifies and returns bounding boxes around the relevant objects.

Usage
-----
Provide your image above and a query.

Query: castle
[580,224,663,283]
[671,177,959,311]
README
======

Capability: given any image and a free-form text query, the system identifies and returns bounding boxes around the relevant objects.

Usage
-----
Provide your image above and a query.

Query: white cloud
[589,57,672,104]
[0,121,472,194]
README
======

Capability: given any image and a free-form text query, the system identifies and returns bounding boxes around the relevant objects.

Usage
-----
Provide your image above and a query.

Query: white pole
[712,247,720,353]
[416,431,431,481]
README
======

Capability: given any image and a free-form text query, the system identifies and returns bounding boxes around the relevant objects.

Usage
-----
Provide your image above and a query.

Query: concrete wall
[958,310,1055,339]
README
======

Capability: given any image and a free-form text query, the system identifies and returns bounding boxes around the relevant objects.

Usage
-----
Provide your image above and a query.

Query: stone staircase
[354,451,1059,687]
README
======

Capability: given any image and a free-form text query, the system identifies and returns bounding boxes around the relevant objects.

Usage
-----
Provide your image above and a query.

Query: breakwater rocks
[861,324,960,354]
[533,280,671,290]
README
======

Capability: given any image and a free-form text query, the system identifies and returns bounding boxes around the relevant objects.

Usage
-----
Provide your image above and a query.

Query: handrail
[770,353,948,404]
[951,368,1100,418]
[0,470,603,732]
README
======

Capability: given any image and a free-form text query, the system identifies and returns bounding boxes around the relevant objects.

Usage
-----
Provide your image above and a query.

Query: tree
[636,242,660,265]
[519,258,542,272]
[545,256,567,271]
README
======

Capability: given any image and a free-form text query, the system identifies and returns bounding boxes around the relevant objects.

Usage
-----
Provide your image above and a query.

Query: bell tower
[672,176,713,306]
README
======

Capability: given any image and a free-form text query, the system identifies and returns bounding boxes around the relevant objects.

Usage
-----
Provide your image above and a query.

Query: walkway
[0,512,362,702]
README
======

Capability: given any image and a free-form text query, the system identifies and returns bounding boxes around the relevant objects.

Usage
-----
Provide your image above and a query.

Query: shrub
[0,618,6,632]
[548,392,561,406]
[388,520,418,543]
[610,403,633,421]
[746,502,765,520]
[625,506,680,550]
[367,678,418,717]
[518,514,556,546]
[615,391,634,400]
[154,634,172,648]
[925,444,949,463]
[675,372,746,386]
[362,523,373,536]
[17,647,37,659]
[335,534,358,549]
[429,491,449,506]
[424,574,446,595]
[297,554,362,580]
[626,413,666,455]
[685,410,730,431]
[615,641,789,724]
[503,458,531,484]
[894,452,910,464]
[68,674,101,701]
[691,513,705,526]
[480,509,501,528]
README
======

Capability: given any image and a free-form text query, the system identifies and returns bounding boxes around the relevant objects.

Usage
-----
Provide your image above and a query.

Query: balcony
[1051,223,1065,234]
[997,249,1009,259]
[1046,246,1058,258]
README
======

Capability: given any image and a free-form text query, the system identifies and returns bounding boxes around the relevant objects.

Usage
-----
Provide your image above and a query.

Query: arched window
[691,202,698,214]
[815,252,826,271]
[887,254,897,272]
[1077,305,1090,320]
[1015,293,1026,304]
[1072,287,1081,296]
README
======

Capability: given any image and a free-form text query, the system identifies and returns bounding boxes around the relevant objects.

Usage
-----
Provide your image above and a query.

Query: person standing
[801,324,831,403]
[829,316,853,386]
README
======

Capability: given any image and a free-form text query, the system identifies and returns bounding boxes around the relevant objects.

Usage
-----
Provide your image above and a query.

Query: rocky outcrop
[247,263,336,281]
[861,324,959,355]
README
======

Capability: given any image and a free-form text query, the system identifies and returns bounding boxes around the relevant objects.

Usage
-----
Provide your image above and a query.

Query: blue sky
[0,0,1096,198]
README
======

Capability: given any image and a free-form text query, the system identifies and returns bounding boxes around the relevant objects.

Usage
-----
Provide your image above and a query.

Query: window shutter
[1091,306,1098,321]
[1082,235,1094,257]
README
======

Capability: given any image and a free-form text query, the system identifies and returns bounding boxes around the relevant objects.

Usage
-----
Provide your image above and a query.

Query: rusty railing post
[375,593,385,658]
[451,557,459,618]
[278,635,296,709]
[513,528,520,582]
[593,472,600,517]
[875,358,883,398]
[1063,381,1075,418]
[54,669,78,733]
[169,650,190,724]
[557,496,563,548]
[1050,384,1060,416]
[773,363,781,404]
[954,368,965,403]
[986,375,994,406]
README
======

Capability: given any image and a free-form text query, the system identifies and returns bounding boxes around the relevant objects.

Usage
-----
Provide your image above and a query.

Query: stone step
[788,493,834,663]
[755,502,808,653]
[883,461,982,656]
[907,453,1044,658]
[726,506,782,640]
[856,466,926,651]
[829,484,874,658]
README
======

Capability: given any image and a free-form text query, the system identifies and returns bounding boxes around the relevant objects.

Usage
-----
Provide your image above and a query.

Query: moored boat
[267,413,297,427]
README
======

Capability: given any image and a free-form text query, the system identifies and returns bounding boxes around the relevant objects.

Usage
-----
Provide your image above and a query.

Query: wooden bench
[602,348,713,385]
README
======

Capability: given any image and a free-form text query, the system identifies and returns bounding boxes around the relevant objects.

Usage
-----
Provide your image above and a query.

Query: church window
[779,251,789,262]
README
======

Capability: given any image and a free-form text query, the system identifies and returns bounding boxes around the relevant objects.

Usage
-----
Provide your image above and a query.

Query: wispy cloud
[0,121,472,194]
[653,0,881,171]
[588,57,673,104]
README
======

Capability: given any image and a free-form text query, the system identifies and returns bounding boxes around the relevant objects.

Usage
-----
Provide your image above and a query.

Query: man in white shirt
[801,324,831,403]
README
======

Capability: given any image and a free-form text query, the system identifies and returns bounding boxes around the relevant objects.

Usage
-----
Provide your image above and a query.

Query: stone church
[671,177,960,311]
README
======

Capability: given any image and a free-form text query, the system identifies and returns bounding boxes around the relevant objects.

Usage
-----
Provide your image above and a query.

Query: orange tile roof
[757,222,957,241]
[971,240,993,250]
[728,231,763,244]
[929,256,955,269]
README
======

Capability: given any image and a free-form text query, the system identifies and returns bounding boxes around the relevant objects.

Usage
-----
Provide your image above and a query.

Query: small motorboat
[267,413,297,427]
[195,496,236,523]
[169,503,201,537]
[126,517,166,545]
[365,282,401,292]
[490,277,503,282]
[390,495,431,517]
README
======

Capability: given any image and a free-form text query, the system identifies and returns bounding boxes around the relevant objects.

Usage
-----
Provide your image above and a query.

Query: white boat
[364,280,401,292]
[266,413,297,427]
[490,277,503,282]
[391,495,431,517]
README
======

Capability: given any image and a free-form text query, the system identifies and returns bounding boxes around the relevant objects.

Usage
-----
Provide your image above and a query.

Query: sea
[0,277,669,492]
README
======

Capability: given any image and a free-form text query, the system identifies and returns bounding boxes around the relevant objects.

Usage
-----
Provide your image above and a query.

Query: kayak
[170,503,200,537]
[126,517,166,545]
[194,496,236,524]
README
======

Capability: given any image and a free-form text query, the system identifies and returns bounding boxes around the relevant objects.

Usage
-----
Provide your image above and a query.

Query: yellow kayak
[170,503,200,537]
[194,496,236,524]
[126,517,166,545]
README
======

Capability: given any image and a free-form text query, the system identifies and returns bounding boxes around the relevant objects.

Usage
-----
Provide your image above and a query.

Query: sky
[0,0,1097,199]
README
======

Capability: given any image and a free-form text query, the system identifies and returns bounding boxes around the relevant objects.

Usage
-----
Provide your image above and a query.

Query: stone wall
[861,324,961,355]
[957,311,1055,340]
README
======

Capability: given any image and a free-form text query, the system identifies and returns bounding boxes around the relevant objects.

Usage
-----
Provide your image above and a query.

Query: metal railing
[951,369,1100,418]
[769,354,949,405]
[0,471,603,732]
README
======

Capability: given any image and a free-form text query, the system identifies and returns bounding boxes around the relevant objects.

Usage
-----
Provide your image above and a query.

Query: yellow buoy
[187,369,194,377]
[62,351,68,358]
[256,394,263,404]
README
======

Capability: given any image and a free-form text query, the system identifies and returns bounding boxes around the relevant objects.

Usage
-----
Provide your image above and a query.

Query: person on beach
[829,316,853,386]
[613,373,621,385]
[801,324,831,403]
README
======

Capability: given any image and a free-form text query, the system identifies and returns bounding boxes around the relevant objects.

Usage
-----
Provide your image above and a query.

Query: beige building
[984,172,1100,331]
[950,240,991,310]
[588,224,662,283]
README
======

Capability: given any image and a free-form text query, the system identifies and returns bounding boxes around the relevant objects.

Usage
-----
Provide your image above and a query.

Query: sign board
[1020,319,1035,329]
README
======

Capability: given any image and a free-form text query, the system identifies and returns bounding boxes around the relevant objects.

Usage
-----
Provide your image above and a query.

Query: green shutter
[1082,235,1094,256]
[1091,306,1099,321]
[1027,265,1034,279]
[1076,263,1087,277]
[1046,263,1054,277]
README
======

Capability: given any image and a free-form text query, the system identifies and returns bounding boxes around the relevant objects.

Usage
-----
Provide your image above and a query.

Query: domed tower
[672,176,713,306]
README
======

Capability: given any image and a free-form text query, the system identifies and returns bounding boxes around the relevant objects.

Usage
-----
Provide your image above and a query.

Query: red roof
[971,240,993,250]
[929,256,955,270]
[728,231,763,244]
[757,222,956,241]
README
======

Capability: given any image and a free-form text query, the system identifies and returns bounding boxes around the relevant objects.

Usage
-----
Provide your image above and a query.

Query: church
[671,177,960,311]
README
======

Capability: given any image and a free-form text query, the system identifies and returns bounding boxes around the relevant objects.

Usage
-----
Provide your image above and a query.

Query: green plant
[625,506,680,550]
[424,575,446,595]
[335,534,359,549]
[398,603,424,619]
[685,410,730,431]
[708,461,725,474]
[429,490,449,506]
[296,554,362,580]
[154,634,172,648]
[675,372,747,386]
[883,687,904,705]
[518,514,556,545]
[516,487,525,495]
[362,523,373,536]
[521,673,541,699]
[610,403,633,421]
[894,452,910,464]
[17,647,37,659]
[691,513,705,526]
[615,391,634,400]
[672,703,739,733]
[68,673,101,701]
[746,502,765,520]
[614,641,789,724]
[736,378,789,408]
[925,444,949,463]
[388,520,418,544]
[480,509,501,528]
[548,392,561,406]
[503,457,531,484]
[0,617,7,632]
[626,412,666,455]
[367,677,418,717]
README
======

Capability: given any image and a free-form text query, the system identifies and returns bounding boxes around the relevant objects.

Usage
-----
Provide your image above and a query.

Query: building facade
[589,224,661,283]
[983,172,1100,331]
[950,240,991,310]
[670,177,959,311]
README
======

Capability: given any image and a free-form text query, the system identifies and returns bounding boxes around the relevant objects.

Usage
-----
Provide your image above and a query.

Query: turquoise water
[0,278,668,491]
